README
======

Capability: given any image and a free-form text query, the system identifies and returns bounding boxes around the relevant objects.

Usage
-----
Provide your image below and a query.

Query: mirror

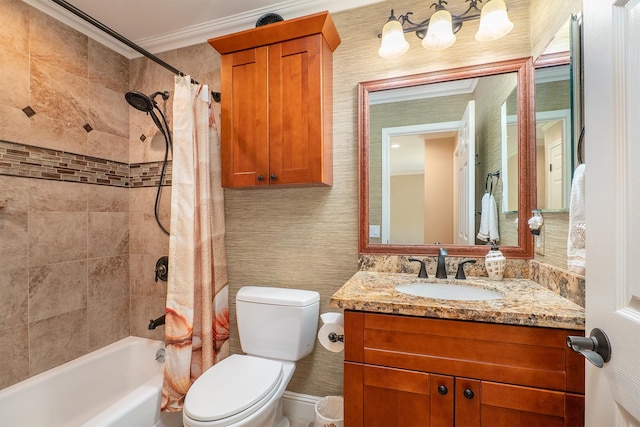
[359,58,535,258]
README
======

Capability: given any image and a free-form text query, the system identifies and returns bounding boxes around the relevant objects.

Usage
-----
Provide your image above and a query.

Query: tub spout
[148,314,166,330]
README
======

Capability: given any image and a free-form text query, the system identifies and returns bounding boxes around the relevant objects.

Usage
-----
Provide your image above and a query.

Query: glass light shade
[378,19,410,58]
[475,0,514,42]
[422,9,456,50]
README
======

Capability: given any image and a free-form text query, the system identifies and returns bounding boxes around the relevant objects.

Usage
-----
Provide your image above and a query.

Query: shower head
[125,90,154,112]
[125,90,169,137]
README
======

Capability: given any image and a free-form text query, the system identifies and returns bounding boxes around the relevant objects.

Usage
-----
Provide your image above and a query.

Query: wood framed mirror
[358,57,535,258]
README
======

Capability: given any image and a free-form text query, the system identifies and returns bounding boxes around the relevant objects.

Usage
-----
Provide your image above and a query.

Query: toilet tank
[236,286,320,361]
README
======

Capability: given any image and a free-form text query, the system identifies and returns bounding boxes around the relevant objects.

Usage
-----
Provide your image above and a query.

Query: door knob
[567,328,612,368]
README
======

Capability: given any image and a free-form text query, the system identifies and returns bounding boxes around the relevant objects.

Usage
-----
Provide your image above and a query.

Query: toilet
[183,286,320,427]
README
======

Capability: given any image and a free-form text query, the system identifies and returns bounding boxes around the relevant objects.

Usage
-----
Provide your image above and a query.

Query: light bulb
[475,0,514,42]
[422,9,456,50]
[378,18,410,58]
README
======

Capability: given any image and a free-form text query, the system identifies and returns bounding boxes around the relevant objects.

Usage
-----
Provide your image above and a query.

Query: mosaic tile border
[0,140,170,188]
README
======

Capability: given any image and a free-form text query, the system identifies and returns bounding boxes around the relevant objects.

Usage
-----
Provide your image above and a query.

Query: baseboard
[282,391,321,424]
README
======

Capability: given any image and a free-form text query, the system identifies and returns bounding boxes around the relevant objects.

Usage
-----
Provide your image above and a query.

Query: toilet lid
[184,354,283,422]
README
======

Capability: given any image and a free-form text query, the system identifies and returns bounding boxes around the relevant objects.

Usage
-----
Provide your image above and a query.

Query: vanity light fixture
[378,0,514,58]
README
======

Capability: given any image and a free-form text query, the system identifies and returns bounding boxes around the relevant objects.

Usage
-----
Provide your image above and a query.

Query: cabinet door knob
[463,389,475,399]
[270,173,277,180]
[257,175,264,181]
[437,385,448,396]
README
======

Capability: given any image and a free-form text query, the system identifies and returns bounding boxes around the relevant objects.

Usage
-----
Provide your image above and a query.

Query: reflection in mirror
[504,63,572,212]
[371,73,517,246]
[359,58,535,258]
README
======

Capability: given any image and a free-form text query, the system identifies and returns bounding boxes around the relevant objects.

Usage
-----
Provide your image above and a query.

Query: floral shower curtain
[161,75,230,412]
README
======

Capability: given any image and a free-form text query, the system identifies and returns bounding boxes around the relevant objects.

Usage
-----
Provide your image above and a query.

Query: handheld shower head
[125,90,168,136]
[125,90,154,112]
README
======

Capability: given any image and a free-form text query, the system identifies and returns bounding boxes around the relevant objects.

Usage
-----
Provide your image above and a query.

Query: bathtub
[0,336,183,427]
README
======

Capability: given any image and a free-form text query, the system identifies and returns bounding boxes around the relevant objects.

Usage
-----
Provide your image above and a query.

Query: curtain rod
[50,0,221,102]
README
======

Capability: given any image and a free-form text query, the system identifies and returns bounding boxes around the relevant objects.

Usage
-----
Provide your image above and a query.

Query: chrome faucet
[436,248,448,279]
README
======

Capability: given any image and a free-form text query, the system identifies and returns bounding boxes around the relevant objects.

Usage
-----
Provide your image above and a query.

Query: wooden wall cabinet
[208,12,340,188]
[344,311,585,427]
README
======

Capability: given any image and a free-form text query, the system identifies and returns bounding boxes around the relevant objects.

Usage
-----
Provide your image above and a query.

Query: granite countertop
[330,271,585,330]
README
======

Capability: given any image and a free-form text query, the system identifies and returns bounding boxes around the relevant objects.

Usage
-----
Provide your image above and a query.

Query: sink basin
[395,282,503,301]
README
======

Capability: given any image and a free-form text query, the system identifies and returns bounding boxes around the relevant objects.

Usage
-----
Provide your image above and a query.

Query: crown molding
[23,0,383,59]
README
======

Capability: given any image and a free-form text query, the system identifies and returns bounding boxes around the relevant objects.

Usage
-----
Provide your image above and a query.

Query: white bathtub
[0,336,183,427]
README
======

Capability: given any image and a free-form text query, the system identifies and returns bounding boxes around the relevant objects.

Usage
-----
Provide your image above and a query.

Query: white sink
[395,282,503,301]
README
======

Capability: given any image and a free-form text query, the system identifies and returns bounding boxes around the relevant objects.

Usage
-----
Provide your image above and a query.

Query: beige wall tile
[0,47,30,110]
[88,38,129,93]
[88,84,129,138]
[88,212,129,258]
[29,180,88,212]
[88,255,130,303]
[0,324,29,389]
[130,295,165,340]
[29,114,88,155]
[0,177,29,267]
[29,309,88,375]
[29,211,88,266]
[88,296,130,350]
[0,265,28,329]
[0,105,30,143]
[29,8,88,78]
[30,60,90,132]
[0,0,30,52]
[87,131,129,163]
[88,185,128,213]
[29,260,88,323]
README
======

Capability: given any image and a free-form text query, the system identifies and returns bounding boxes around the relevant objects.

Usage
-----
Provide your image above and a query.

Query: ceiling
[23,0,382,58]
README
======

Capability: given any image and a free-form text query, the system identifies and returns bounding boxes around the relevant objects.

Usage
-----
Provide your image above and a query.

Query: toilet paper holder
[328,332,344,343]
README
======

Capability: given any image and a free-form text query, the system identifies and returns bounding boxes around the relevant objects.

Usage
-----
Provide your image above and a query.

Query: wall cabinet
[344,311,585,427]
[208,12,340,188]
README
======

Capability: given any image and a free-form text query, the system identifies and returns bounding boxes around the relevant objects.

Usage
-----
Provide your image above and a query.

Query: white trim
[370,79,479,105]
[282,391,321,426]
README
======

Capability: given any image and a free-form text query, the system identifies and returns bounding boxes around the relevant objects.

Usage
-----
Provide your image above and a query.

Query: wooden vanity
[331,272,586,427]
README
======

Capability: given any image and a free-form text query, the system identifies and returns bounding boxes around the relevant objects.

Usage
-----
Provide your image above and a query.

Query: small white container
[485,245,506,281]
[314,396,344,427]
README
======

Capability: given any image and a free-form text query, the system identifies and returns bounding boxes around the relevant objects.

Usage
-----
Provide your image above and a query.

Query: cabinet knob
[270,173,277,180]
[257,175,264,181]
[437,385,448,396]
[463,389,475,400]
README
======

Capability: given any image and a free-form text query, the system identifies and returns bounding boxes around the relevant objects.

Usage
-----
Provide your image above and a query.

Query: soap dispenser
[485,244,506,281]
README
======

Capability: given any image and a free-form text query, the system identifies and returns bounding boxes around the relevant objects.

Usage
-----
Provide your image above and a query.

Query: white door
[545,136,563,209]
[584,0,640,424]
[453,101,475,245]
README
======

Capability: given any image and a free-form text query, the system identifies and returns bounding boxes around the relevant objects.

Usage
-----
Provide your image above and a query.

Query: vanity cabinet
[343,311,585,427]
[208,12,340,189]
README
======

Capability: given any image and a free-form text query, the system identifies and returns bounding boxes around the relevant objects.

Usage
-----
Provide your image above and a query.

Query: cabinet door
[220,47,269,188]
[268,35,329,185]
[478,381,583,427]
[350,364,454,427]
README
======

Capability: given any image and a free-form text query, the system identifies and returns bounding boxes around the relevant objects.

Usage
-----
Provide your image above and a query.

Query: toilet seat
[184,355,284,424]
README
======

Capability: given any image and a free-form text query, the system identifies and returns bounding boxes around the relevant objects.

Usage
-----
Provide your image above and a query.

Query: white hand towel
[488,194,500,242]
[567,163,586,274]
[477,193,500,242]
[477,193,490,242]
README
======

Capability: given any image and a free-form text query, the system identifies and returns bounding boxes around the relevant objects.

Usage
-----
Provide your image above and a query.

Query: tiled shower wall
[0,0,169,389]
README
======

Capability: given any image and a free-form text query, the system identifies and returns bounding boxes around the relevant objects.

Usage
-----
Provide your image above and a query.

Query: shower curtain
[161,75,229,412]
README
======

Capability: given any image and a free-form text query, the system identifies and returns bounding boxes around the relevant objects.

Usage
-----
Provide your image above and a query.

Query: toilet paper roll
[318,323,345,353]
